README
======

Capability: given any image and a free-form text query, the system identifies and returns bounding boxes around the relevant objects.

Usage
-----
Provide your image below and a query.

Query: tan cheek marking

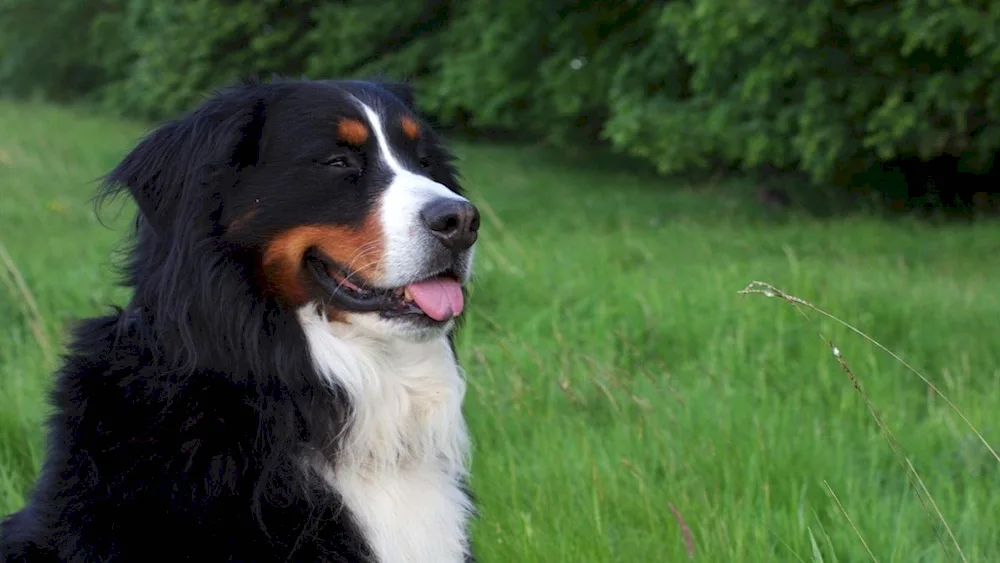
[400,116,420,140]
[261,212,385,311]
[337,118,369,146]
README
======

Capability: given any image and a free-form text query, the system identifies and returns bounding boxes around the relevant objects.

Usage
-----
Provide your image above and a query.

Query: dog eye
[321,156,351,168]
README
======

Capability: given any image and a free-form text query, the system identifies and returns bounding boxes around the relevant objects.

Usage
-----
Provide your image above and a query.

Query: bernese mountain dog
[1,78,480,562]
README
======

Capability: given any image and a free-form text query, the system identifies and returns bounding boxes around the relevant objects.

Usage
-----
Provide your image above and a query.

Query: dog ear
[103,93,266,234]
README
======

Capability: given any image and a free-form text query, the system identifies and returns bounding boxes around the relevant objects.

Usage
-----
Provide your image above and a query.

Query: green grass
[2,99,999,562]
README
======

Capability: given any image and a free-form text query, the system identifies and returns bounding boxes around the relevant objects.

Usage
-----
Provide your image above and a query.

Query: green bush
[425,1,672,145]
[2,0,998,192]
[101,0,317,118]
[0,0,115,102]
[303,1,450,85]
[638,0,1000,184]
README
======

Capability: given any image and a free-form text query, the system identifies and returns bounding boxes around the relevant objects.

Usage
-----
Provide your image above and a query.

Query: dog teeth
[403,288,413,302]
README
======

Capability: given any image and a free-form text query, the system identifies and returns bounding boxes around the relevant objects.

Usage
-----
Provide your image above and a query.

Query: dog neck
[297,306,474,563]
[296,306,470,472]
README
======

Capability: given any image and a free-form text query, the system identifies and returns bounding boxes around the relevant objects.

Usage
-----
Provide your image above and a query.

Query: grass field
[1,99,999,562]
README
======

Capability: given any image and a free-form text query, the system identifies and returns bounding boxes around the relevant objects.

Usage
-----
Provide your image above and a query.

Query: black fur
[1,78,474,562]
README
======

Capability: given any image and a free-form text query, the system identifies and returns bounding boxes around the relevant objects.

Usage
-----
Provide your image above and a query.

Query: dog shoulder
[16,313,317,558]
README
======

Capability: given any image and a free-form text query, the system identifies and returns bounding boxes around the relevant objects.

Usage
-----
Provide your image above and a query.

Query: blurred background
[1,1,999,561]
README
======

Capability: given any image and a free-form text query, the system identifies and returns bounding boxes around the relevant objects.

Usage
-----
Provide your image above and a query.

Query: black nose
[420,198,480,251]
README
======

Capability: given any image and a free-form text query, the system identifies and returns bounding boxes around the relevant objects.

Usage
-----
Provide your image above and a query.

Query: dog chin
[340,312,456,343]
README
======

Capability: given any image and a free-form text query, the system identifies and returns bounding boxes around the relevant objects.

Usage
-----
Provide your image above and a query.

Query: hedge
[2,0,999,189]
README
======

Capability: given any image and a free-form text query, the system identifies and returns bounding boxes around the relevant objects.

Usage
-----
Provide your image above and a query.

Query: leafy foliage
[2,0,998,192]
[0,0,114,102]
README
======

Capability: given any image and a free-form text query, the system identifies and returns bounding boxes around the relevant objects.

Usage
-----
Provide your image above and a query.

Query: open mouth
[304,250,464,322]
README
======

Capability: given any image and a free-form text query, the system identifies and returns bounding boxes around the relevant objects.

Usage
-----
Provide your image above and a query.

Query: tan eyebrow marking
[400,116,420,140]
[337,118,369,145]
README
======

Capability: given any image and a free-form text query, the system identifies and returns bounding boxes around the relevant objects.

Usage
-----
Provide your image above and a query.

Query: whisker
[335,256,383,293]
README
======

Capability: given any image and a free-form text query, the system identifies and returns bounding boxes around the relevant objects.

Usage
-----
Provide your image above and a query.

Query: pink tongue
[405,277,464,321]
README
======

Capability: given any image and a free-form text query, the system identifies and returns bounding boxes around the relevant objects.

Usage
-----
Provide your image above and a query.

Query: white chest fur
[298,309,472,563]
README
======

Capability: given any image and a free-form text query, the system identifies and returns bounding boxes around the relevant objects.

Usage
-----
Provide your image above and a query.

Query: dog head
[105,78,478,342]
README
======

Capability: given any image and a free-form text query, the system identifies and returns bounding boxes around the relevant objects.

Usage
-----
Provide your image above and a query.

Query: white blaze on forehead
[354,100,469,286]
